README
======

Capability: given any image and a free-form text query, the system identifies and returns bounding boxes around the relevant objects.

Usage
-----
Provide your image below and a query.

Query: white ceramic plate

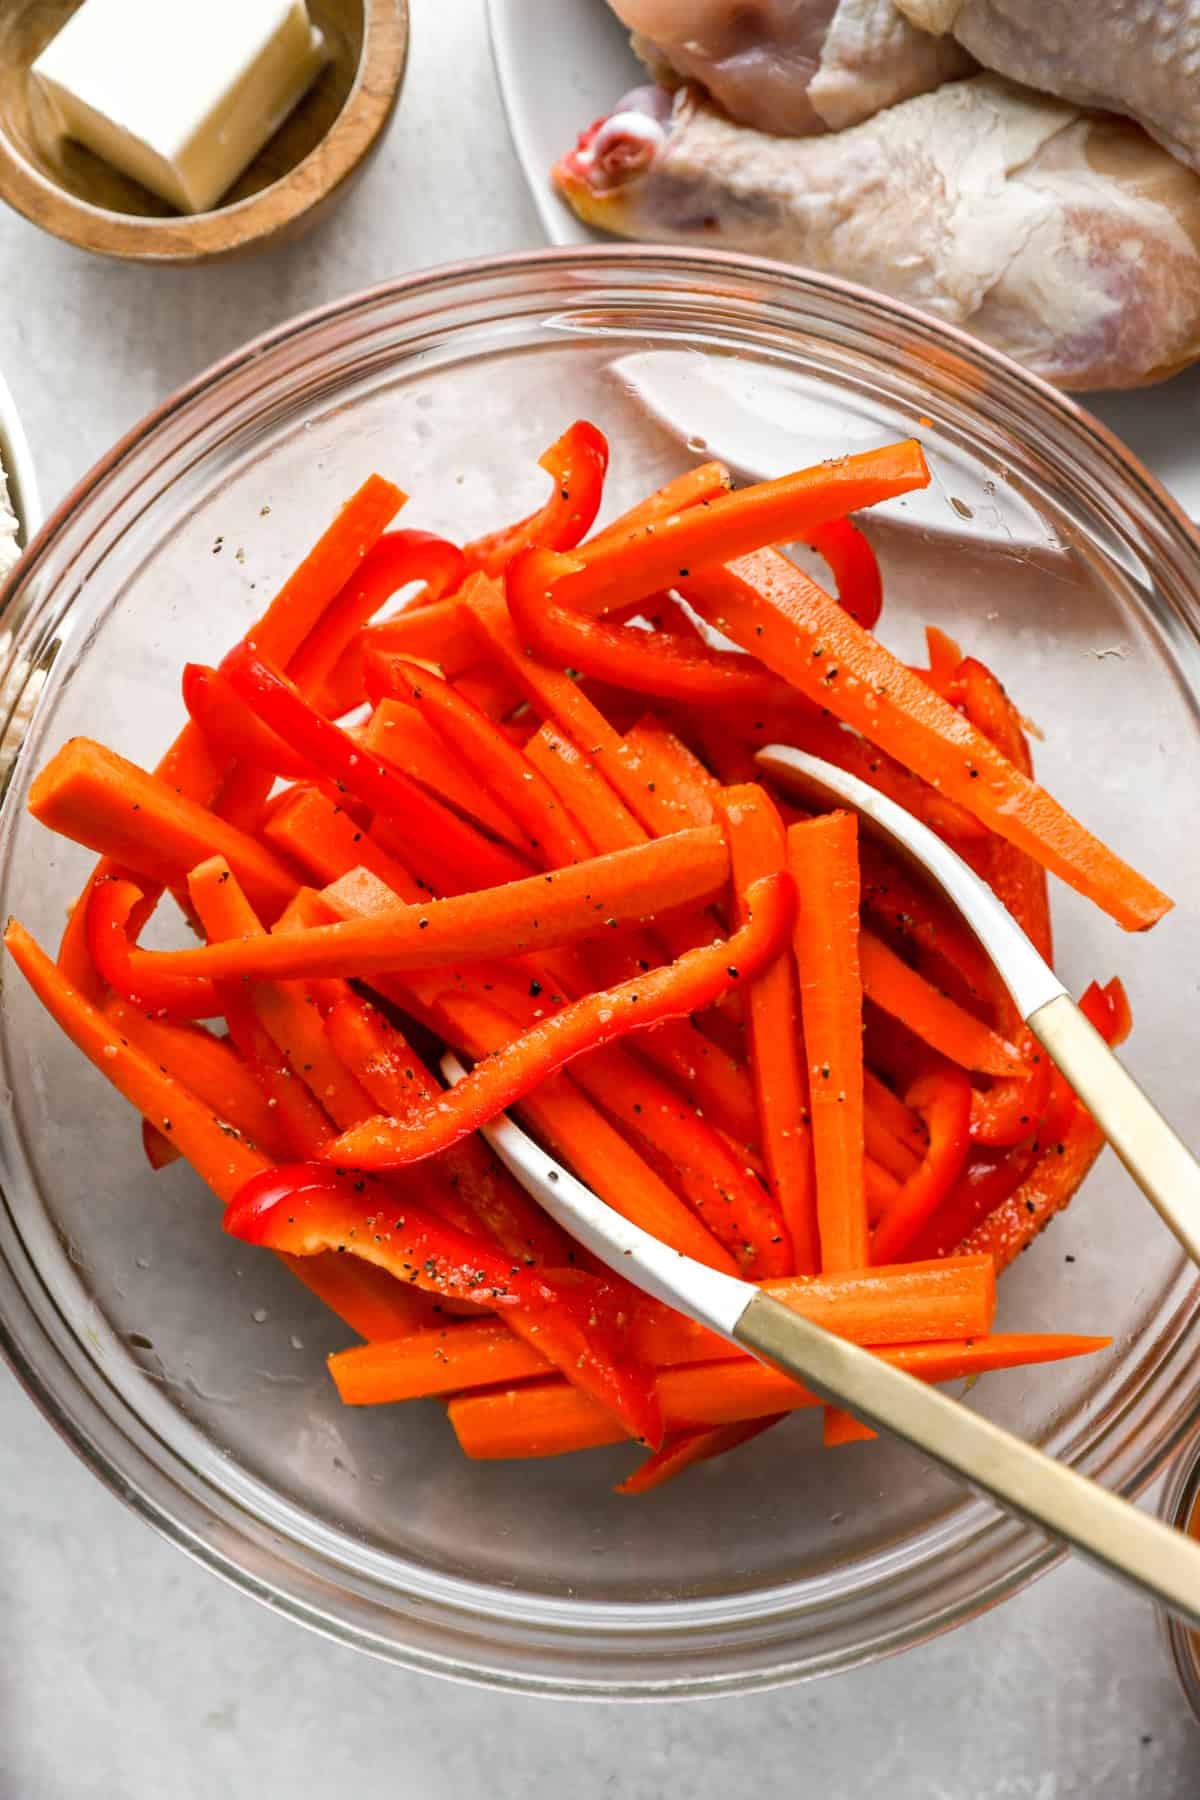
[0,369,42,552]
[487,0,1200,514]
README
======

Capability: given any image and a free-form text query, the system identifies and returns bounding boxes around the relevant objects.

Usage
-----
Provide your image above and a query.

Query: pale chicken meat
[612,0,973,134]
[555,76,1200,389]
[895,0,1200,173]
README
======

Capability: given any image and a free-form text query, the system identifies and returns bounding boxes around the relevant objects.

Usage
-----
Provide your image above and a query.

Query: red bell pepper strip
[871,1068,974,1264]
[463,420,609,578]
[506,551,782,709]
[323,871,794,1170]
[807,518,883,631]
[970,1034,1054,1148]
[224,1163,663,1444]
[181,664,311,777]
[906,1144,1041,1261]
[221,644,531,895]
[682,548,1172,932]
[224,1164,560,1308]
[542,440,929,617]
[290,528,466,700]
[923,625,965,693]
[364,654,591,867]
[86,877,219,1022]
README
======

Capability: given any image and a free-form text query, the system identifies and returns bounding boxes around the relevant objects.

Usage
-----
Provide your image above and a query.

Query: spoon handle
[736,1291,1200,1629]
[1028,992,1200,1267]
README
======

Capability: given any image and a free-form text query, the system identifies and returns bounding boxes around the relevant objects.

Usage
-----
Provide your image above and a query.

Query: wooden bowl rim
[0,0,409,262]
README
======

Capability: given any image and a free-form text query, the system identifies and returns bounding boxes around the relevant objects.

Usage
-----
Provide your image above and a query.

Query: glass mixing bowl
[2,249,1199,1697]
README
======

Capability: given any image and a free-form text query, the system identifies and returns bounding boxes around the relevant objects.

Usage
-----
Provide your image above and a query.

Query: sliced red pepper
[463,421,609,578]
[506,549,781,710]
[807,519,882,631]
[225,1163,663,1444]
[290,529,467,700]
[182,664,310,777]
[871,1068,973,1264]
[906,1144,1040,1261]
[970,1033,1053,1148]
[86,877,218,1022]
[324,870,795,1170]
[221,643,531,894]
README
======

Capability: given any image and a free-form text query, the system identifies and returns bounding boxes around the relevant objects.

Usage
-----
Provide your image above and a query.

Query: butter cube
[32,0,329,215]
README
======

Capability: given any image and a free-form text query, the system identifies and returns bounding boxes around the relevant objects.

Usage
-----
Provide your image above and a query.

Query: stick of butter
[32,0,330,215]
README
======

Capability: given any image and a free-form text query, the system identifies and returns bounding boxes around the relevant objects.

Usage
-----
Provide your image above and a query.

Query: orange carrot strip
[5,921,268,1203]
[262,785,425,904]
[684,550,1170,932]
[718,784,819,1275]
[366,657,591,867]
[362,701,526,850]
[585,460,731,551]
[959,655,1054,965]
[537,440,930,617]
[329,1256,998,1403]
[324,872,793,1170]
[823,1409,878,1446]
[103,1000,291,1160]
[449,1333,1110,1458]
[615,1418,781,1494]
[30,739,299,922]
[620,715,719,832]
[788,812,869,1273]
[864,1157,903,1220]
[859,932,1023,1077]
[570,1045,790,1278]
[523,721,647,855]
[131,827,732,983]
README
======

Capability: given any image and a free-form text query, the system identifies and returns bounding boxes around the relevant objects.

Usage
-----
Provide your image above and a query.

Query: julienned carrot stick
[569,1044,791,1279]
[823,1409,877,1447]
[584,459,730,551]
[328,1256,999,1403]
[788,813,869,1273]
[448,1333,1111,1458]
[859,931,1024,1077]
[366,656,591,867]
[323,872,793,1170]
[29,738,299,922]
[287,1253,446,1343]
[55,476,406,995]
[527,440,930,618]
[683,549,1171,932]
[864,1157,902,1219]
[129,826,732,983]
[620,716,719,833]
[185,858,337,1157]
[718,784,819,1275]
[323,995,569,1268]
[103,1000,291,1160]
[463,576,673,835]
[959,655,1054,965]
[262,785,425,904]
[4,921,269,1204]
[363,701,527,850]
[524,721,648,854]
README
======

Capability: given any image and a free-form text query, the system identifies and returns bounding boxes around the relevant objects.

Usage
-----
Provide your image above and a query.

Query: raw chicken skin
[555,77,1200,389]
[612,0,972,134]
[897,0,1200,173]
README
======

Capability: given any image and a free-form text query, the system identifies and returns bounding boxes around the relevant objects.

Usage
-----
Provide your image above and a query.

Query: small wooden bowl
[0,0,408,262]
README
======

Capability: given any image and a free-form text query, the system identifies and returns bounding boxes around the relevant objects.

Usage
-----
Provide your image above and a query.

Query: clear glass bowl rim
[3,245,1200,1699]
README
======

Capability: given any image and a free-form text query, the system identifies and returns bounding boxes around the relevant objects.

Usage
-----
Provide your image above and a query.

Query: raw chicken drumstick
[555,75,1200,390]
[611,0,972,134]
